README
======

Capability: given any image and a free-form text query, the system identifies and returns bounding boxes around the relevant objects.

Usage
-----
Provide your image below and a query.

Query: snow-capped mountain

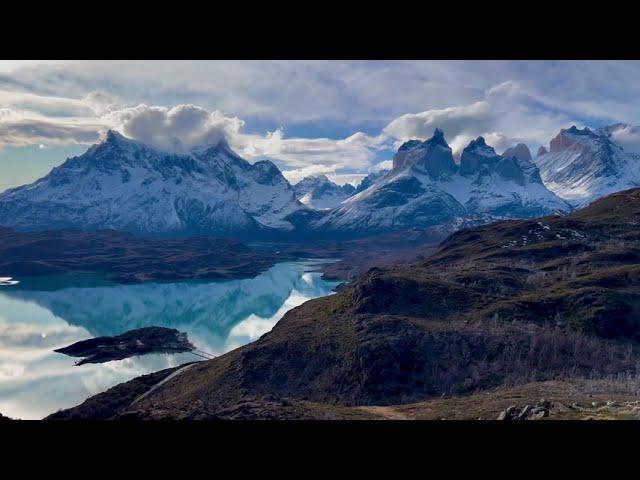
[293,175,356,210]
[535,126,640,207]
[313,129,570,234]
[455,137,569,217]
[0,131,305,236]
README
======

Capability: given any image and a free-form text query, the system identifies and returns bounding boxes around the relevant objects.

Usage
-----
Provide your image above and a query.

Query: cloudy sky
[1,60,640,192]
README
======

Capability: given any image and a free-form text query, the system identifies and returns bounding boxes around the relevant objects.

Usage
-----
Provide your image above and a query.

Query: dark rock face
[459,137,501,177]
[393,129,458,179]
[459,137,543,186]
[502,143,533,163]
[372,177,425,206]
[355,170,390,193]
[250,160,288,186]
[537,146,548,157]
[550,126,593,153]
[495,156,526,185]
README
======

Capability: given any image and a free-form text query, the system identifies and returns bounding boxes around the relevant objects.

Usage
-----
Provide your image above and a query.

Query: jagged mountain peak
[467,136,489,149]
[294,174,356,210]
[565,125,592,135]
[393,129,456,179]
[92,129,147,153]
[549,125,612,154]
[395,128,450,158]
[296,174,332,186]
[355,170,390,194]
[250,159,289,186]
[430,127,447,146]
[502,143,532,163]
[459,137,543,186]
[100,129,149,147]
[103,129,126,143]
[537,124,640,206]
[536,146,548,158]
[191,136,233,155]
[397,139,422,152]
[459,137,500,177]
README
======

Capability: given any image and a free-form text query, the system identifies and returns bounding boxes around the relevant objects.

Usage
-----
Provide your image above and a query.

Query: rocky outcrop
[502,143,533,163]
[497,400,551,420]
[549,126,593,153]
[392,129,457,178]
[294,175,357,210]
[460,137,501,176]
[536,146,548,157]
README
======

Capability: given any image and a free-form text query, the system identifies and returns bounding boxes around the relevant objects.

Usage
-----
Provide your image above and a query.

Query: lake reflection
[0,260,340,419]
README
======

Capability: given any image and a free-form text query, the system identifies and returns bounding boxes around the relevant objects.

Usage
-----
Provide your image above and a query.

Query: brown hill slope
[51,188,640,419]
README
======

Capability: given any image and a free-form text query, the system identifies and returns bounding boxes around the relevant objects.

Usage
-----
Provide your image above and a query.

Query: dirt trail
[358,406,412,420]
[129,363,196,407]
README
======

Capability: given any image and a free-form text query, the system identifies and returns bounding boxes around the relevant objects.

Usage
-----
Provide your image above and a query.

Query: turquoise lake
[0,260,340,419]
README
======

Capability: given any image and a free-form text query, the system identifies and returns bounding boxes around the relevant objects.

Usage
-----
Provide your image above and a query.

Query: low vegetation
[50,188,640,420]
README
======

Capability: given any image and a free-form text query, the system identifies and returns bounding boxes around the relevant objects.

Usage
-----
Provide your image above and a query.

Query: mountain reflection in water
[0,260,340,419]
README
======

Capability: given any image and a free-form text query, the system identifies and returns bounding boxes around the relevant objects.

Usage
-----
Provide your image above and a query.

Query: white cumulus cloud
[107,104,245,153]
[606,124,640,154]
[384,81,575,156]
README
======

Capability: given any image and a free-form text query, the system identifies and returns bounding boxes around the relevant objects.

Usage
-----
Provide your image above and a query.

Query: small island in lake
[55,327,196,365]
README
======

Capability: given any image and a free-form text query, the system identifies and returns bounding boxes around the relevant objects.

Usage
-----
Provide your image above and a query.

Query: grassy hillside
[51,188,640,419]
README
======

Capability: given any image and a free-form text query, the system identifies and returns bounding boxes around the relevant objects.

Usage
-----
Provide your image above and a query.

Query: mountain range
[1,124,639,239]
[314,129,570,234]
[0,131,304,238]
